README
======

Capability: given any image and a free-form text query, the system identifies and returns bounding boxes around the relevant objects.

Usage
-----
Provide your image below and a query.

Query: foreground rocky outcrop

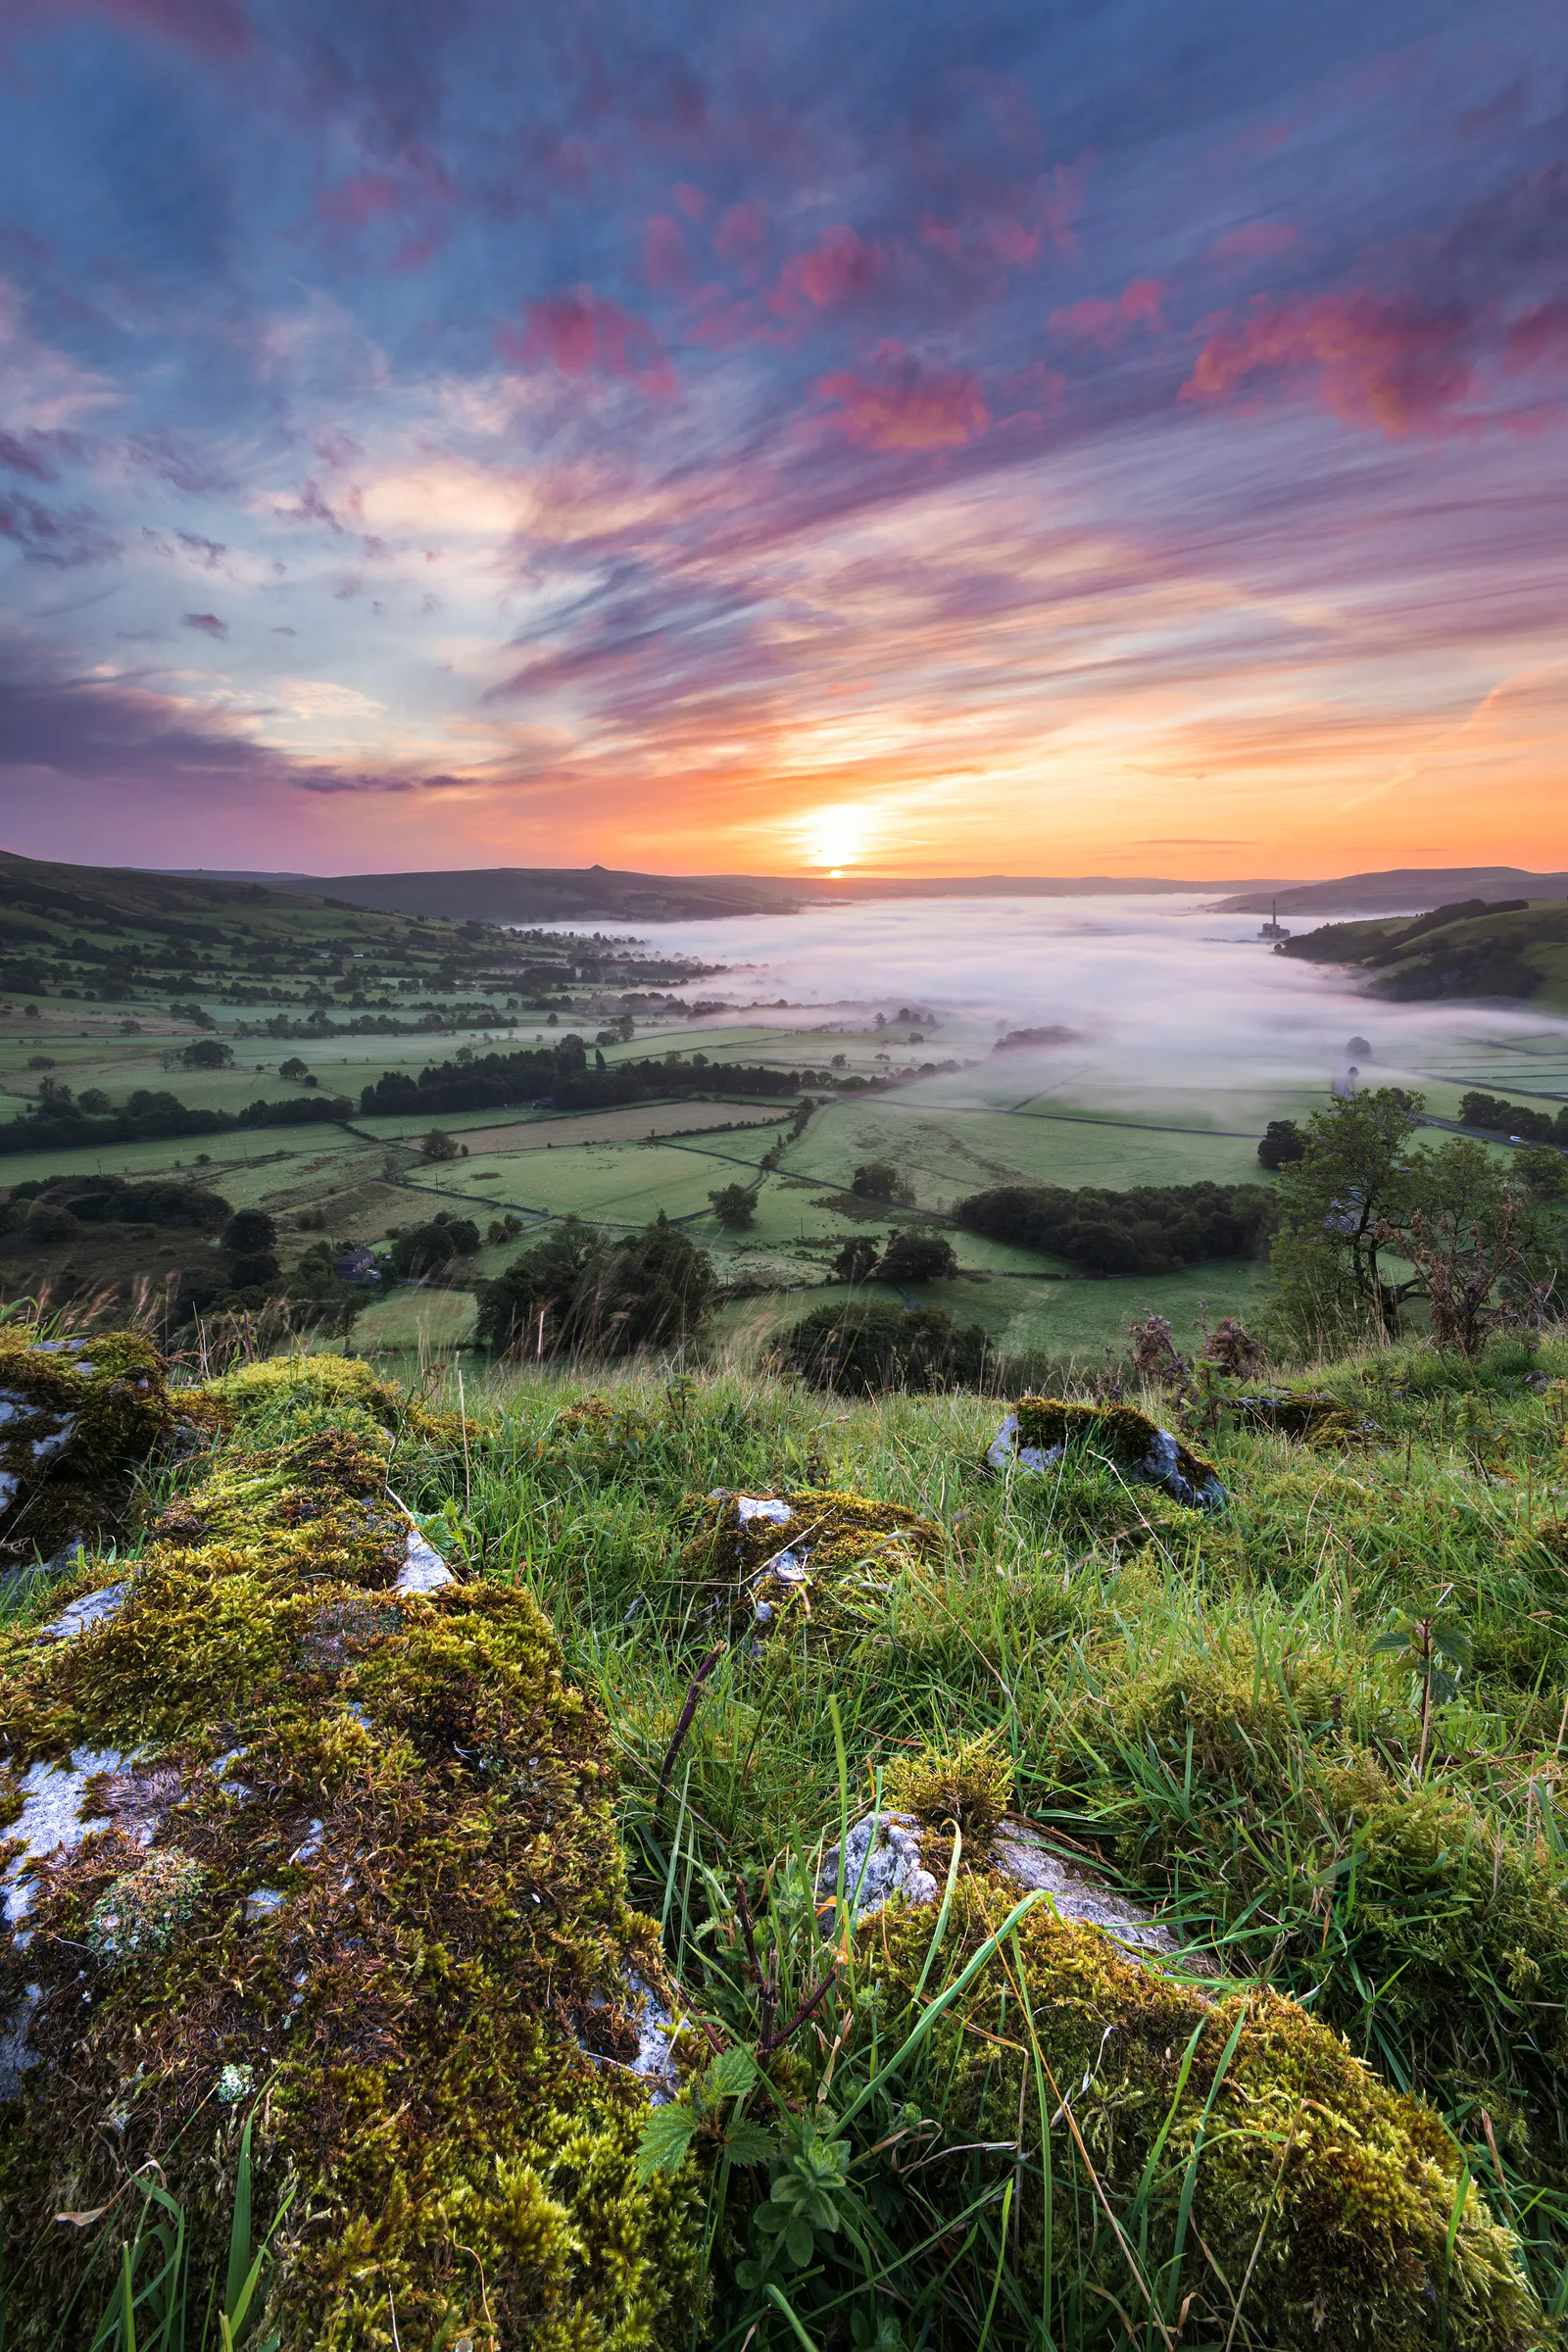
[1,1348,699,2349]
[816,1781,1544,2352]
[988,1395,1227,1510]
[0,1327,172,1569]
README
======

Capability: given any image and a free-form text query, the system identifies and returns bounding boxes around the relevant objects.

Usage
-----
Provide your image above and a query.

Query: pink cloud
[643,213,691,292]
[1182,291,1472,434]
[772,224,884,315]
[1210,223,1298,261]
[312,147,454,271]
[0,0,249,53]
[1049,276,1165,350]
[673,182,708,220]
[1504,297,1568,375]
[817,345,989,451]
[317,174,398,232]
[498,289,675,395]
[714,199,767,262]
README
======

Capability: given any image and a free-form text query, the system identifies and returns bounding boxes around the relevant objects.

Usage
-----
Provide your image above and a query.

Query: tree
[420,1128,460,1161]
[831,1235,881,1284]
[851,1159,913,1205]
[708,1183,757,1230]
[388,1221,460,1277]
[76,1088,112,1115]
[1267,1088,1426,1347]
[1257,1119,1305,1170]
[877,1229,958,1284]
[279,1056,310,1083]
[222,1205,279,1290]
[181,1038,233,1069]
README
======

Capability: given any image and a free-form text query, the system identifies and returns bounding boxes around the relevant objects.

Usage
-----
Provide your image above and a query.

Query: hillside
[1279,895,1568,1006]
[1216,865,1568,917]
[176,864,1284,921]
[4,1330,1568,2344]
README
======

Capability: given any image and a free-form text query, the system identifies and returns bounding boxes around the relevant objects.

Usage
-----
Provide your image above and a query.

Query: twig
[763,1958,839,2055]
[734,1875,777,2054]
[656,1643,725,1805]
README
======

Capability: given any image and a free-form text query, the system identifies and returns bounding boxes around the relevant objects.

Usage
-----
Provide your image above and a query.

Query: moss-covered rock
[862,1879,1545,2351]
[0,1354,701,2350]
[1230,1388,1380,1446]
[0,1327,172,1568]
[991,1394,1226,1509]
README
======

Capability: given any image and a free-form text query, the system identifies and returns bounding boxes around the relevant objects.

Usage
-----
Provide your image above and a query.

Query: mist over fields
[599,895,1568,1108]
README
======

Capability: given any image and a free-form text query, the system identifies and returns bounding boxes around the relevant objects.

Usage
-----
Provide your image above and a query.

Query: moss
[544,1392,659,1473]
[678,1484,941,1639]
[883,1730,1013,1838]
[0,1326,172,1565]
[862,1879,1545,2351]
[1230,1388,1379,1446]
[1011,1394,1224,1507]
[84,1848,206,1963]
[0,1353,702,2351]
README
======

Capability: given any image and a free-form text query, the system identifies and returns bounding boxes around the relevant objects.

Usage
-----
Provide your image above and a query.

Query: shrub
[420,1127,460,1161]
[781,1301,989,1393]
[708,1182,757,1230]
[850,1159,912,1204]
[478,1222,716,1357]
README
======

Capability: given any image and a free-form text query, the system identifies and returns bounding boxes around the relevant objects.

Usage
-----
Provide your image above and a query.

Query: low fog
[623,896,1568,1105]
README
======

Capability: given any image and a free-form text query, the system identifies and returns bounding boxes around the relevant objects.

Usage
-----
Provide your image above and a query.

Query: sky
[0,0,1565,882]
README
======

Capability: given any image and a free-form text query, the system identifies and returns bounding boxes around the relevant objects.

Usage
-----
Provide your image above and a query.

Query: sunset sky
[0,0,1564,880]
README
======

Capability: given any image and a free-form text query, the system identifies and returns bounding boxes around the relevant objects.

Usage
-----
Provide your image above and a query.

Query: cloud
[1182,291,1475,434]
[1209,223,1298,261]
[816,346,990,450]
[771,225,885,316]
[497,289,675,394]
[643,213,691,293]
[0,0,249,56]
[0,494,119,565]
[1049,278,1165,350]
[182,611,228,639]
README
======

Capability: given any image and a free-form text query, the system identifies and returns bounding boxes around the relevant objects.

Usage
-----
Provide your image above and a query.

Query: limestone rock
[0,1329,172,1567]
[988,1395,1226,1511]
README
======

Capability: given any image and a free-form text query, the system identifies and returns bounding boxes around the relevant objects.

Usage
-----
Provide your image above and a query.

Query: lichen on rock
[0,1347,701,2351]
[989,1394,1226,1510]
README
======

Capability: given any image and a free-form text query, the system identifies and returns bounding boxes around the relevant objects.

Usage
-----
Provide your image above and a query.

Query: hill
[1279,895,1568,1005]
[1216,865,1568,917]
[171,864,1287,920]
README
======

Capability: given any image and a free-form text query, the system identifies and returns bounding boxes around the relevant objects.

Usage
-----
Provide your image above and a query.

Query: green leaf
[702,2043,759,2103]
[755,2200,789,2239]
[723,2121,777,2167]
[784,2214,815,2268]
[633,2102,699,2185]
[1371,1630,1412,1655]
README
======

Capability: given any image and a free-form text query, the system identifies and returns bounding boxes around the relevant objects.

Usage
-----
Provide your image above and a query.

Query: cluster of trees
[386,1214,482,1277]
[362,1039,831,1120]
[476,1219,716,1358]
[1,1174,231,1238]
[0,1084,351,1155]
[832,1230,958,1285]
[1458,1092,1568,1147]
[1266,1087,1568,1352]
[954,1180,1277,1275]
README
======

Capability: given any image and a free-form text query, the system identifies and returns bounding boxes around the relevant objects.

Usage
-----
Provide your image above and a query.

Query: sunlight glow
[799,802,876,870]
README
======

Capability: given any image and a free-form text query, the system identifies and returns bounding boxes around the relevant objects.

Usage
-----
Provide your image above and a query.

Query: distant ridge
[160,864,1288,922]
[1212,867,1568,917]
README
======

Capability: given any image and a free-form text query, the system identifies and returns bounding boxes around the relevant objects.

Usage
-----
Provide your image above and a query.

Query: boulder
[818,1801,1543,2351]
[0,1328,172,1569]
[0,1354,700,2350]
[988,1394,1226,1510]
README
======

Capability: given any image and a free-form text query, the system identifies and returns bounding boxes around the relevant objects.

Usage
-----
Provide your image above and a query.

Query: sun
[798,802,874,870]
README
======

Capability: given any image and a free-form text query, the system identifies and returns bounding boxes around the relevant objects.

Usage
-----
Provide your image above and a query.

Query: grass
[370,1330,1568,2333]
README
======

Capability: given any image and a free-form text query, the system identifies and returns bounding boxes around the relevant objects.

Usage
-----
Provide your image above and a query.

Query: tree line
[952,1179,1278,1275]
[360,1037,834,1119]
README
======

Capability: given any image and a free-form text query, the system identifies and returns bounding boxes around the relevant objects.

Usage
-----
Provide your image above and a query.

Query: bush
[222,1208,276,1256]
[180,1038,233,1069]
[477,1221,716,1357]
[831,1235,881,1283]
[420,1127,460,1161]
[781,1300,989,1393]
